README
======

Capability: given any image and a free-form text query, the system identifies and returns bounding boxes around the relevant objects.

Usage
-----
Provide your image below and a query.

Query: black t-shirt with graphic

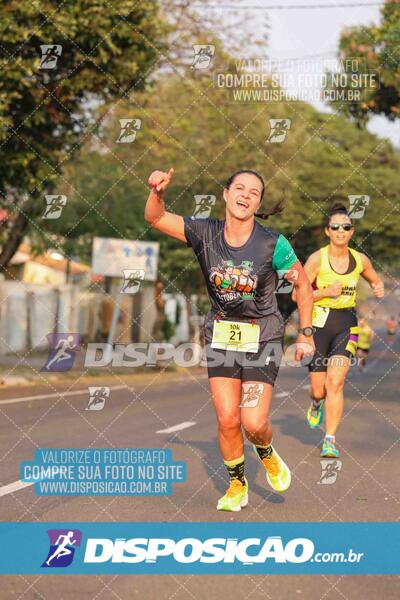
[184,216,298,342]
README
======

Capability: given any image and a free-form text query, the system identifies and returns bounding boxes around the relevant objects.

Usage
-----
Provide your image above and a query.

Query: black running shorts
[308,308,358,373]
[358,347,370,354]
[205,338,283,385]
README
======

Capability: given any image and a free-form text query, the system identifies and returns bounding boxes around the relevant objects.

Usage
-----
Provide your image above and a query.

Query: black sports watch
[298,326,316,337]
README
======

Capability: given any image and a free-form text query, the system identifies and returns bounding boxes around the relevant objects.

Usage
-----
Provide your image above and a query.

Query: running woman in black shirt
[145,168,315,511]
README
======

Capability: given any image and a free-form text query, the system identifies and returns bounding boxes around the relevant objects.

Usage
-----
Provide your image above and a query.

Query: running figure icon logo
[317,459,342,485]
[240,383,264,408]
[120,269,145,294]
[193,195,216,218]
[348,195,370,219]
[191,45,215,69]
[41,529,82,568]
[266,119,291,144]
[116,118,142,143]
[86,386,110,411]
[39,45,62,69]
[42,333,82,372]
[42,195,68,219]
[275,269,299,294]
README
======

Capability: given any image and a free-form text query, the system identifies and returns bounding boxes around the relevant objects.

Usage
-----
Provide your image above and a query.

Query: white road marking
[0,480,33,497]
[0,385,128,405]
[156,422,196,434]
[301,385,309,390]
[275,392,289,398]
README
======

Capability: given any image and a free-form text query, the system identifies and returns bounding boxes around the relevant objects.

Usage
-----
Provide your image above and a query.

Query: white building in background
[0,238,196,355]
[7,241,91,285]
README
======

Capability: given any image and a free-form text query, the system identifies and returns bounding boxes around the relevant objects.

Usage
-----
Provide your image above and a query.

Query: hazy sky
[205,0,400,146]
[266,0,399,145]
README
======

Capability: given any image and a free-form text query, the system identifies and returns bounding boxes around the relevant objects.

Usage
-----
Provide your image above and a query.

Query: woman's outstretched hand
[148,168,174,193]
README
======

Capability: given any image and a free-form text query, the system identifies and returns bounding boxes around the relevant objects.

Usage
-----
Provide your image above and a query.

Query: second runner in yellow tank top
[292,202,384,460]
[314,245,363,309]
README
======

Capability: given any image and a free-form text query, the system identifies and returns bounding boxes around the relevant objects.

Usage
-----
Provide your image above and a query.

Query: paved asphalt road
[0,331,399,598]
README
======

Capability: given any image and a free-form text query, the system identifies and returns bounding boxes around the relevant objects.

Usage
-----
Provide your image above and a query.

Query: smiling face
[325,213,354,247]
[223,172,263,221]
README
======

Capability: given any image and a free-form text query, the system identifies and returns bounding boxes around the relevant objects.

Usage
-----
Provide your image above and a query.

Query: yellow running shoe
[253,445,291,493]
[217,478,249,512]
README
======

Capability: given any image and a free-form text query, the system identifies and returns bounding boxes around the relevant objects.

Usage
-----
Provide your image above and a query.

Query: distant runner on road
[357,317,374,372]
[386,316,397,335]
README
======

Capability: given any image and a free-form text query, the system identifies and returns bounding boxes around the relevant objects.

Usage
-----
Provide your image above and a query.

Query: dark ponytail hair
[255,199,284,220]
[327,202,349,225]
[225,169,284,220]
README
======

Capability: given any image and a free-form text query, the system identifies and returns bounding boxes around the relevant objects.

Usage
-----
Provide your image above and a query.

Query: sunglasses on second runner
[328,223,353,231]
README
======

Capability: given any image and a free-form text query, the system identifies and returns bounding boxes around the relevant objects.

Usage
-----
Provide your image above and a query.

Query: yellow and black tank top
[314,245,363,309]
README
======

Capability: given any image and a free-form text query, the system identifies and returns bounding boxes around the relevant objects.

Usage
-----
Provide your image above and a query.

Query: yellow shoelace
[262,454,281,477]
[226,479,245,497]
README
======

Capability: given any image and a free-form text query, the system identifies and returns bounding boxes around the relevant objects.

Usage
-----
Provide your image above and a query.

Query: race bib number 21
[211,320,260,353]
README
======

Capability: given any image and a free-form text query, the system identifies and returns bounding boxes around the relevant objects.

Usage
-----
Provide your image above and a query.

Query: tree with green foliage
[60,61,400,303]
[329,0,400,125]
[28,2,400,312]
[0,0,166,270]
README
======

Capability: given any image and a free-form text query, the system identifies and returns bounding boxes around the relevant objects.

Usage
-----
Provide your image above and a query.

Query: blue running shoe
[307,401,324,429]
[321,438,340,458]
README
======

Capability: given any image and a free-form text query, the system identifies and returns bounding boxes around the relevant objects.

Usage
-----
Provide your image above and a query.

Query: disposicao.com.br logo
[0,522,392,574]
[82,536,363,565]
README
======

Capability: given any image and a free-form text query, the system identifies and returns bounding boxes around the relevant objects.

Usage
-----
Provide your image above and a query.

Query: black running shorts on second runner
[205,338,283,385]
[308,308,358,373]
[358,347,369,354]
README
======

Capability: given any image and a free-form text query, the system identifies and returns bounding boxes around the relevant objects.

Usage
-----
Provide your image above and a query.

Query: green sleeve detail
[272,235,298,271]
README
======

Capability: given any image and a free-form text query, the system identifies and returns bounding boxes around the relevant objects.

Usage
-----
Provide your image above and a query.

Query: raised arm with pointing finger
[144,168,187,243]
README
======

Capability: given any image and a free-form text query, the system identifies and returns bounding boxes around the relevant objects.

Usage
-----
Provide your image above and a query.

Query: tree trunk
[0,198,33,270]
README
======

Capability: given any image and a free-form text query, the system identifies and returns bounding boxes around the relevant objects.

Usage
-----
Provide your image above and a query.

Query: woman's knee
[326,374,345,394]
[217,411,241,434]
[242,417,270,439]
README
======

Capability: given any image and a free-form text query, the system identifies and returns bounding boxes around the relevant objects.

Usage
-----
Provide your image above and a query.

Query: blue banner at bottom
[0,522,398,574]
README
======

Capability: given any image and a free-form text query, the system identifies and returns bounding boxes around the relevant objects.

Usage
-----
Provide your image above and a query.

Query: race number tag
[312,306,330,328]
[211,320,260,353]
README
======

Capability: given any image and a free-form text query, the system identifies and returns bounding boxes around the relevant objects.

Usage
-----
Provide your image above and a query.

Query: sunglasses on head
[328,223,353,231]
